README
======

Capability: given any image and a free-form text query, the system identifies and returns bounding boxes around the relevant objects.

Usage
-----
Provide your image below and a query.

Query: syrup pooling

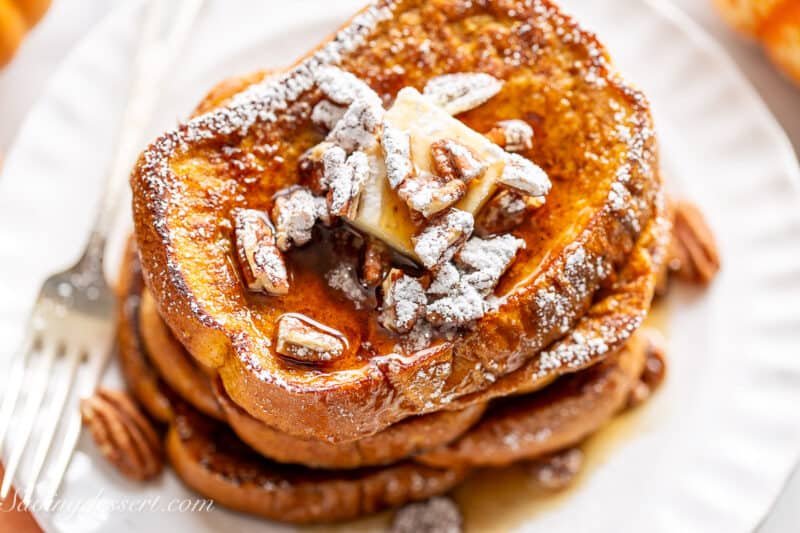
[227,63,554,366]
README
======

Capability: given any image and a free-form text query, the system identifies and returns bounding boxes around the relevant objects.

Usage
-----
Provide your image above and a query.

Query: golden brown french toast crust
[115,236,666,524]
[132,0,661,441]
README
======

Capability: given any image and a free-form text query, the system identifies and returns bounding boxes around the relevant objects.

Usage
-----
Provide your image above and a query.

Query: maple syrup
[309,299,670,532]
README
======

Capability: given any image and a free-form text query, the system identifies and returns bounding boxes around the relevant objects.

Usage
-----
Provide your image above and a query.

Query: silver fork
[0,0,202,508]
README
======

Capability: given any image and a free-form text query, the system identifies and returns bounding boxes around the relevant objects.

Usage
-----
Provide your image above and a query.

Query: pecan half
[498,152,551,197]
[276,314,345,363]
[431,138,487,183]
[233,208,290,295]
[379,268,427,334]
[80,388,163,481]
[668,200,720,285]
[423,72,504,115]
[271,187,319,251]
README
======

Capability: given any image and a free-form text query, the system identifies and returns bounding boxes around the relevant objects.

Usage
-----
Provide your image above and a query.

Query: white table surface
[0,1,797,531]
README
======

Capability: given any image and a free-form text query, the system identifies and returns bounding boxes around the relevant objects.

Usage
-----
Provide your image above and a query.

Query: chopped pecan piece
[475,189,544,236]
[80,388,163,481]
[311,99,347,131]
[379,268,427,334]
[276,314,345,363]
[498,152,551,197]
[425,280,485,326]
[427,262,461,297]
[669,200,720,285]
[321,144,346,190]
[412,208,474,269]
[362,237,391,287]
[381,123,414,190]
[430,138,487,183]
[233,208,290,295]
[528,448,584,490]
[485,119,534,152]
[423,72,504,115]
[325,149,370,218]
[398,172,467,220]
[271,187,318,251]
[314,195,335,227]
[455,235,525,295]
[327,98,383,153]
[298,141,336,194]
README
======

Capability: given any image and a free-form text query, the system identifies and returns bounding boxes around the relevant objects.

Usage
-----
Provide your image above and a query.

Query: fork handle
[80,0,203,271]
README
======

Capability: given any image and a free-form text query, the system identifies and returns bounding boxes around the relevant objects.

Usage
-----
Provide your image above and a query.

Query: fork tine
[0,340,59,499]
[42,411,82,510]
[0,332,35,454]
[42,410,81,510]
[42,345,112,508]
[22,346,83,507]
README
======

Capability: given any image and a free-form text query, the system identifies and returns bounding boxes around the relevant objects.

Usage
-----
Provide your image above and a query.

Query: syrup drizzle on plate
[310,299,670,532]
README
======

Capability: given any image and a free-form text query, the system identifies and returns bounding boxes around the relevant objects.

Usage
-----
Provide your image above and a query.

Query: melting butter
[348,88,507,260]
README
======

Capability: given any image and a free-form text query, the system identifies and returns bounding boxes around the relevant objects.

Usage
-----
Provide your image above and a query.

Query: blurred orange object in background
[0,0,51,67]
[713,0,800,86]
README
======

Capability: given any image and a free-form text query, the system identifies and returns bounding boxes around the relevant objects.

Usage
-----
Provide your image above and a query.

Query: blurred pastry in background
[0,0,51,67]
[713,0,800,86]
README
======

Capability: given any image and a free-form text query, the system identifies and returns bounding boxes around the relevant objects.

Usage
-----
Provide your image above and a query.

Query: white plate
[1,0,799,531]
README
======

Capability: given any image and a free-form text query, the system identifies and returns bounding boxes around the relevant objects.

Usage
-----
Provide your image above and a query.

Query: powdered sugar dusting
[271,187,318,251]
[412,208,474,269]
[135,0,658,410]
[325,263,368,309]
[456,235,525,294]
[426,281,485,326]
[427,263,460,297]
[311,99,347,130]
[327,98,383,153]
[138,1,394,229]
[379,269,427,334]
[324,147,370,217]
[381,123,413,189]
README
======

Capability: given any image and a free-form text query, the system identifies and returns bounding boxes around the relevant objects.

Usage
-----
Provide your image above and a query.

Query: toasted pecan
[81,388,162,481]
[669,200,720,285]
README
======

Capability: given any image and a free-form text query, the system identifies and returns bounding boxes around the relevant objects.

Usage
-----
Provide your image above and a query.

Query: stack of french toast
[111,0,716,526]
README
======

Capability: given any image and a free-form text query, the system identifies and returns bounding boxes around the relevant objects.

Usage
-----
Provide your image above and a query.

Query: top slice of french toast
[131,0,661,442]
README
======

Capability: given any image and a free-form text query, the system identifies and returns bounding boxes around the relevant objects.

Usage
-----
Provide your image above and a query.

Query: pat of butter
[348,87,507,260]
